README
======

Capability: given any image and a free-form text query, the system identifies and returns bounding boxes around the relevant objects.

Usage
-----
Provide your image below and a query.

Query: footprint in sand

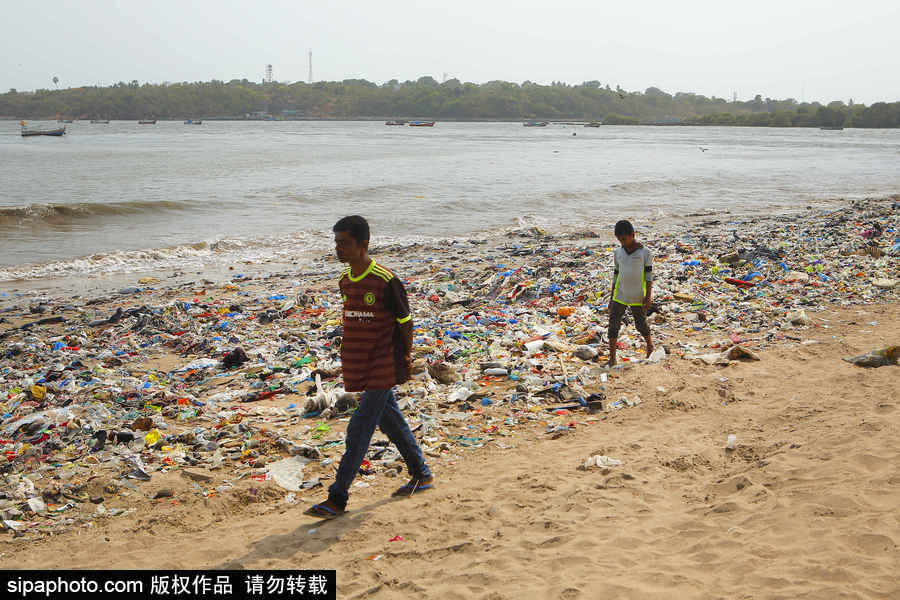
[710,501,741,513]
[851,453,891,472]
[708,475,754,497]
[840,533,897,555]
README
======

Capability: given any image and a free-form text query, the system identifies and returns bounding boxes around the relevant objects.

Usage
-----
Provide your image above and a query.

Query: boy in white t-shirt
[607,220,654,366]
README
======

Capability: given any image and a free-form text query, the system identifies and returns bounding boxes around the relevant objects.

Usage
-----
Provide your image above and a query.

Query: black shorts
[608,302,650,339]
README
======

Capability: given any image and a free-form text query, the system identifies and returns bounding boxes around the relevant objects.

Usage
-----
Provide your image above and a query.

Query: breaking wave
[0,231,331,282]
[0,226,487,283]
[0,199,202,229]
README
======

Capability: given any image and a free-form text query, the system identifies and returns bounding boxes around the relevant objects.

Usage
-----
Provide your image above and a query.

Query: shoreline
[0,194,869,304]
[3,116,898,128]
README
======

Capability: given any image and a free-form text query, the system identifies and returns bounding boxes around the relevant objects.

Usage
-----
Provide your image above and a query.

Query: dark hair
[333,215,370,242]
[614,220,634,236]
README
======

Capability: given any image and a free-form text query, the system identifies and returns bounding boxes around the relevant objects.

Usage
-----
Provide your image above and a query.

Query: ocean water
[1,120,898,282]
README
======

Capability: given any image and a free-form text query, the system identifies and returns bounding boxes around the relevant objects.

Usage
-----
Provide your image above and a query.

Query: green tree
[0,78,896,126]
[603,113,639,125]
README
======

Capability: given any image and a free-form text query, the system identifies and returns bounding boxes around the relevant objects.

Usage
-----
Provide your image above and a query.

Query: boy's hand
[642,295,652,311]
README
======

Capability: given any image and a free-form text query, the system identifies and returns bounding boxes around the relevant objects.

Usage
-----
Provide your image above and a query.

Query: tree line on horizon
[1,77,897,127]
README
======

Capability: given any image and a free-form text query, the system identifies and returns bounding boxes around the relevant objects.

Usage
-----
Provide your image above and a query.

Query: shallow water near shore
[1,121,898,283]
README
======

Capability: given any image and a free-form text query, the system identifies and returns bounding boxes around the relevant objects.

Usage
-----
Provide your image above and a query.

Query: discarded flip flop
[303,503,345,520]
[392,478,435,497]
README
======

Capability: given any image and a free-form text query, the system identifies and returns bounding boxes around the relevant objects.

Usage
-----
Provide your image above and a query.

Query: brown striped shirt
[339,260,411,392]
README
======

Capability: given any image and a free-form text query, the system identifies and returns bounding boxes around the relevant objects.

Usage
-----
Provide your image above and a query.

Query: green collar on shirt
[348,260,376,282]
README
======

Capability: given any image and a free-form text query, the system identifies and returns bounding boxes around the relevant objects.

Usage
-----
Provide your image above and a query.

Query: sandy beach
[1,197,897,599]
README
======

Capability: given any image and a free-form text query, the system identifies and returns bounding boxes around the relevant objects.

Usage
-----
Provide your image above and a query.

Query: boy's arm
[399,321,413,356]
[643,250,654,309]
[643,280,653,310]
[608,275,617,307]
[388,278,414,356]
[608,252,618,308]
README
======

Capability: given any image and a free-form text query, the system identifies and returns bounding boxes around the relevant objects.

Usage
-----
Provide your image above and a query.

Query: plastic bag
[842,346,899,368]
[267,456,311,491]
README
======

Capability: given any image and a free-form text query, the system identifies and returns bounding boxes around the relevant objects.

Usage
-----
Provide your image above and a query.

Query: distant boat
[21,125,66,137]
[584,121,601,127]
[184,119,202,124]
[408,120,435,127]
[138,119,157,125]
[90,119,110,124]
[523,120,549,127]
[820,126,844,130]
[385,120,407,126]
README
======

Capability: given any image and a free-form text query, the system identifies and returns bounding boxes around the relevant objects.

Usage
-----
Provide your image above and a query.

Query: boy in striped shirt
[305,216,433,519]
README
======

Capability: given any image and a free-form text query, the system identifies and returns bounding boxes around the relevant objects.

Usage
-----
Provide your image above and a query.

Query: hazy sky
[3,0,898,104]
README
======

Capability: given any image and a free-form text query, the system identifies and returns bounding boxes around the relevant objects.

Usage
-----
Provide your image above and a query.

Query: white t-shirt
[613,245,653,306]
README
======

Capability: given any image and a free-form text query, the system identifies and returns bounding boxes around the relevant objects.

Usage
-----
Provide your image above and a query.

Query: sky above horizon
[2,0,898,104]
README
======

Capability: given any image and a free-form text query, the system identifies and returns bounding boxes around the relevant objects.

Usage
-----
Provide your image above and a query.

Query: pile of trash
[0,196,896,537]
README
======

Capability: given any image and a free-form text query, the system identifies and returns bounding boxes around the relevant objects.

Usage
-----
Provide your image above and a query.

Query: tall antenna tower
[308,51,312,84]
[265,64,273,84]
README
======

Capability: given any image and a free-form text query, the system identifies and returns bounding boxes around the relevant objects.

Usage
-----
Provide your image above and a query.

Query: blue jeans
[328,389,431,508]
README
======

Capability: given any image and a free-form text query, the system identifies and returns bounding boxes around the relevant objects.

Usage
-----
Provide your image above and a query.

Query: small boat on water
[408,120,435,127]
[90,119,110,124]
[523,120,549,127]
[584,121,601,127]
[138,119,157,125]
[385,120,406,126]
[21,125,66,137]
[184,119,202,124]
